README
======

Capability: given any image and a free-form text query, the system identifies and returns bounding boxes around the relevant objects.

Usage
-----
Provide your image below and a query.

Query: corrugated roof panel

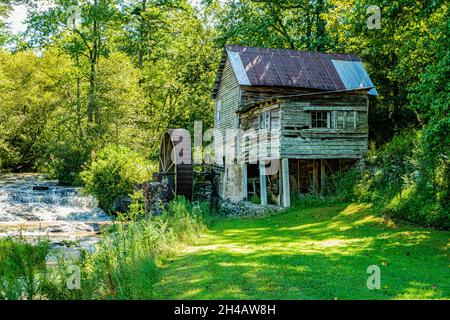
[212,45,377,98]
[322,59,346,90]
[332,60,378,95]
[227,50,251,86]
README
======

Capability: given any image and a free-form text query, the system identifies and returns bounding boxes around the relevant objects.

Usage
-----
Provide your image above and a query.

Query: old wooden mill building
[211,45,377,207]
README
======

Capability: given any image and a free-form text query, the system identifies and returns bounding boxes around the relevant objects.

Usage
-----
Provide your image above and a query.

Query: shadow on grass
[153,203,449,300]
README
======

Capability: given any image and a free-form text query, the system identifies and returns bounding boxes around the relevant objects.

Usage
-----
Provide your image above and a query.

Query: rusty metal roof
[211,45,377,98]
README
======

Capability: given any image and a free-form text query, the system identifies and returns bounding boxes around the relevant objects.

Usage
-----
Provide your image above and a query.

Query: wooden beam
[282,158,290,207]
[242,163,248,201]
[259,161,267,205]
[278,160,282,206]
[313,160,319,194]
[320,159,326,195]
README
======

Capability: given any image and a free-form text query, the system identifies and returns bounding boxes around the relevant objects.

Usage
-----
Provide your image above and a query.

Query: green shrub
[290,193,330,208]
[42,139,92,186]
[329,168,361,202]
[117,190,146,221]
[325,130,449,229]
[385,181,450,229]
[249,195,261,205]
[0,238,50,300]
[81,144,153,213]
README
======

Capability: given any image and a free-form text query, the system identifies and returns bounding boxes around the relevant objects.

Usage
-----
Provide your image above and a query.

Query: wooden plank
[313,160,319,194]
[281,145,367,152]
[320,159,326,195]
[282,158,290,207]
[259,161,267,205]
[242,163,248,201]
[278,160,282,206]
[280,154,364,160]
[303,105,368,111]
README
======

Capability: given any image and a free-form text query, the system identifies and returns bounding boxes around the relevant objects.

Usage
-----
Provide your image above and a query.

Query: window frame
[310,110,358,130]
[310,111,329,129]
[331,111,358,130]
[259,110,272,131]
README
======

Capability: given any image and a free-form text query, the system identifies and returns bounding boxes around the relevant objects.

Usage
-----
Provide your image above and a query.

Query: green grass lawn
[153,203,449,300]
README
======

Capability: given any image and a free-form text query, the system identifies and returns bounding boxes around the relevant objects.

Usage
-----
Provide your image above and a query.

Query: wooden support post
[278,160,282,206]
[313,160,319,194]
[242,163,248,201]
[259,161,267,205]
[281,158,290,207]
[320,159,326,195]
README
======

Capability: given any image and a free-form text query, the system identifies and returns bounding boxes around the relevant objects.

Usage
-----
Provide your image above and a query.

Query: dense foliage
[0,0,217,182]
[81,144,153,212]
[0,1,448,227]
[329,132,448,229]
[0,238,50,300]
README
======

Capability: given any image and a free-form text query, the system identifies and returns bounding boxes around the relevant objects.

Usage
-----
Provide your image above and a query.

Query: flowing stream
[0,173,112,261]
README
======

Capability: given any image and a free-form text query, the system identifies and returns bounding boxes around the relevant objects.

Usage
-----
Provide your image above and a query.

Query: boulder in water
[33,186,49,191]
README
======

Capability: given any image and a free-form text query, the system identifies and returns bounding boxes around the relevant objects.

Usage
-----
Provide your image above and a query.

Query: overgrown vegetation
[0,238,50,300]
[81,144,154,212]
[0,0,216,182]
[0,197,213,300]
[327,131,449,229]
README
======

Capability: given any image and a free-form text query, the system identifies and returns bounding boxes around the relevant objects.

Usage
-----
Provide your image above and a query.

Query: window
[336,111,345,129]
[259,111,271,131]
[311,111,358,129]
[332,111,357,129]
[346,111,357,129]
[311,111,329,128]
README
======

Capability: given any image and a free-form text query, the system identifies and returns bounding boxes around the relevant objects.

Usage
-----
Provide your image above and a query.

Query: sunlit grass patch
[154,202,450,300]
[340,203,372,215]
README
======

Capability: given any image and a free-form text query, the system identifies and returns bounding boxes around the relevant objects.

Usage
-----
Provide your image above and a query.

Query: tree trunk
[138,0,147,67]
[87,0,99,123]
[315,0,326,51]
[87,54,96,123]
[76,54,83,138]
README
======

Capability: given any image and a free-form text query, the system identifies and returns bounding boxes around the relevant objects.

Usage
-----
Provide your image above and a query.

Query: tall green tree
[0,1,12,47]
[408,4,449,213]
[120,0,183,67]
[0,49,72,169]
[214,0,330,51]
[134,1,218,156]
[27,0,124,124]
[325,0,447,143]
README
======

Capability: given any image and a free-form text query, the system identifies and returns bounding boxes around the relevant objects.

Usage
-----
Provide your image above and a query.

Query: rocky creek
[0,173,112,262]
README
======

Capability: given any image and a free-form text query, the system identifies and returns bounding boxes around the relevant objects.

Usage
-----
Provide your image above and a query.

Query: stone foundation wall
[138,181,171,215]
[138,172,279,218]
[218,200,281,217]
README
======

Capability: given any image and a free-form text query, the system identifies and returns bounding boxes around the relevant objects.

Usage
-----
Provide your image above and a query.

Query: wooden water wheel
[158,129,194,201]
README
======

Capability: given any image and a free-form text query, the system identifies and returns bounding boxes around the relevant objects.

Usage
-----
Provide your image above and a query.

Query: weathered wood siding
[214,58,245,201]
[279,92,369,159]
[237,91,369,161]
[239,104,281,163]
[240,86,313,108]
[214,59,240,165]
